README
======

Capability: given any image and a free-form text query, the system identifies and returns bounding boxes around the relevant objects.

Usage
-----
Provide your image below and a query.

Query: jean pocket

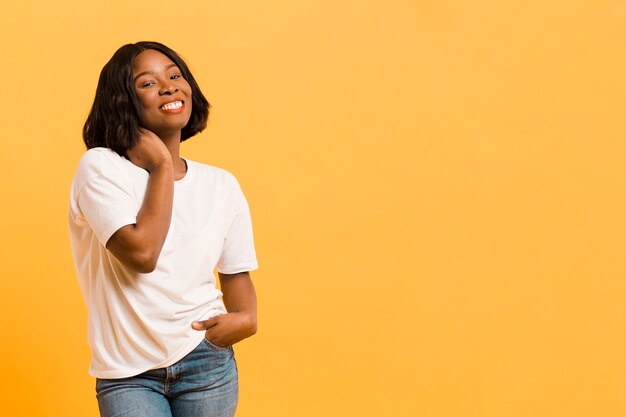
[202,337,230,351]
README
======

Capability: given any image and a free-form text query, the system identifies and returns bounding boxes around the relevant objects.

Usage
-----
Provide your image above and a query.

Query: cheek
[136,95,159,120]
[183,81,193,98]
[134,93,149,115]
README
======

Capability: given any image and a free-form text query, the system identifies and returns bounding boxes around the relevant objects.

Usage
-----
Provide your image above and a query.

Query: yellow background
[1,1,625,416]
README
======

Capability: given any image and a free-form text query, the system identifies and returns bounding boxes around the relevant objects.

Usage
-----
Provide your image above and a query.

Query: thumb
[192,317,218,331]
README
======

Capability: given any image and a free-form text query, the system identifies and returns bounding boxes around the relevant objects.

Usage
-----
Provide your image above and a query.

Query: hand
[192,312,257,348]
[127,128,171,173]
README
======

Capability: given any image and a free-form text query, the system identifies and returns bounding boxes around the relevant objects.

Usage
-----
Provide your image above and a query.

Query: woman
[68,41,258,417]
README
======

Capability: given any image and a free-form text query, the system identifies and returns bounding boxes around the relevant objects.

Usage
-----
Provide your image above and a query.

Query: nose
[159,84,178,95]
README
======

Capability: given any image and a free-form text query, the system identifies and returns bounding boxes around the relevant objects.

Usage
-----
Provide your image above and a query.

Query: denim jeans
[96,339,238,417]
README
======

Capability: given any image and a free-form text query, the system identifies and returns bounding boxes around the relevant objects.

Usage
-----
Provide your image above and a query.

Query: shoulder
[187,160,241,188]
[186,161,248,209]
[75,147,127,178]
[71,148,131,194]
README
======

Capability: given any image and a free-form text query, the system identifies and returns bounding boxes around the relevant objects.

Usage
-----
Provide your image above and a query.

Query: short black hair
[83,41,210,157]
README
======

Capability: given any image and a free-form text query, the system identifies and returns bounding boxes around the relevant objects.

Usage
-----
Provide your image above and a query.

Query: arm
[106,129,174,273]
[192,272,258,347]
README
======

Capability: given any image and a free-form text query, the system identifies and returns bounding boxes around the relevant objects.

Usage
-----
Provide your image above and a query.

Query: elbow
[106,228,163,273]
[126,250,159,274]
[133,261,158,274]
[247,314,258,336]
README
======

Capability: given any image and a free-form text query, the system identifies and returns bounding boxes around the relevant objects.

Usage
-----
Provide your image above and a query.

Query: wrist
[148,159,174,175]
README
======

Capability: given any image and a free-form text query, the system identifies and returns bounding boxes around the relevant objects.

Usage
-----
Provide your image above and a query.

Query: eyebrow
[134,63,179,81]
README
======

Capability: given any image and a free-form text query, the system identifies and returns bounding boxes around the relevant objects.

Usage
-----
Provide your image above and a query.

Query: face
[132,49,193,137]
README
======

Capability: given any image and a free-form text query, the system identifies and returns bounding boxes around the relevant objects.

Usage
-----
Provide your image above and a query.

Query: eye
[140,81,156,88]
[170,74,181,80]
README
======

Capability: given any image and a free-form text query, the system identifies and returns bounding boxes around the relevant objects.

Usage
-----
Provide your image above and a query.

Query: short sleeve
[216,178,259,274]
[76,171,139,247]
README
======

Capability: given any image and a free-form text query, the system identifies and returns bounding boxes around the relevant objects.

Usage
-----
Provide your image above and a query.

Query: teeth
[161,101,183,110]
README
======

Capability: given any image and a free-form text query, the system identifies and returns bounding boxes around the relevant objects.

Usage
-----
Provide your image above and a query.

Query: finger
[203,328,216,341]
[192,317,218,330]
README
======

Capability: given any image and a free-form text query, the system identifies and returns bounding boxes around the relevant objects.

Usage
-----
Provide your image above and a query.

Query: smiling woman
[83,42,209,157]
[132,50,193,139]
[69,42,259,417]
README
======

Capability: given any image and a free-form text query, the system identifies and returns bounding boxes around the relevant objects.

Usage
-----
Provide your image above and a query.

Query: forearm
[135,164,175,252]
[106,163,174,272]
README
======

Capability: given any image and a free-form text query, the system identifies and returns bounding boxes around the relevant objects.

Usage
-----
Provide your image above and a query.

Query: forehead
[133,49,176,75]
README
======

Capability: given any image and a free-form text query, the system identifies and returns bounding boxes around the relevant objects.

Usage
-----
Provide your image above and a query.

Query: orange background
[1,1,626,416]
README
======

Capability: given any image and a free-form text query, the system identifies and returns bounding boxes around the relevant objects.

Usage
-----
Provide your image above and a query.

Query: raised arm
[106,129,174,273]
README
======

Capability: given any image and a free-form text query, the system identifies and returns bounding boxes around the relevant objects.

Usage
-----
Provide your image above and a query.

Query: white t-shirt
[68,147,258,378]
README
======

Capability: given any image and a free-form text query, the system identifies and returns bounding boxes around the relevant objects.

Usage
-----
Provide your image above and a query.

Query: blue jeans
[96,339,238,417]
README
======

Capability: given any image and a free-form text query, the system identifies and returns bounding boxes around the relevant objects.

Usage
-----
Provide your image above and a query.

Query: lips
[160,100,184,111]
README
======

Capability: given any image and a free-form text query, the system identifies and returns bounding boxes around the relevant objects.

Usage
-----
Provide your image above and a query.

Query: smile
[160,101,183,110]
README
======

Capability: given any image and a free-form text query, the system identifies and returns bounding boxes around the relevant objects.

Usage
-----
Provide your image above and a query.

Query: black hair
[83,41,210,157]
